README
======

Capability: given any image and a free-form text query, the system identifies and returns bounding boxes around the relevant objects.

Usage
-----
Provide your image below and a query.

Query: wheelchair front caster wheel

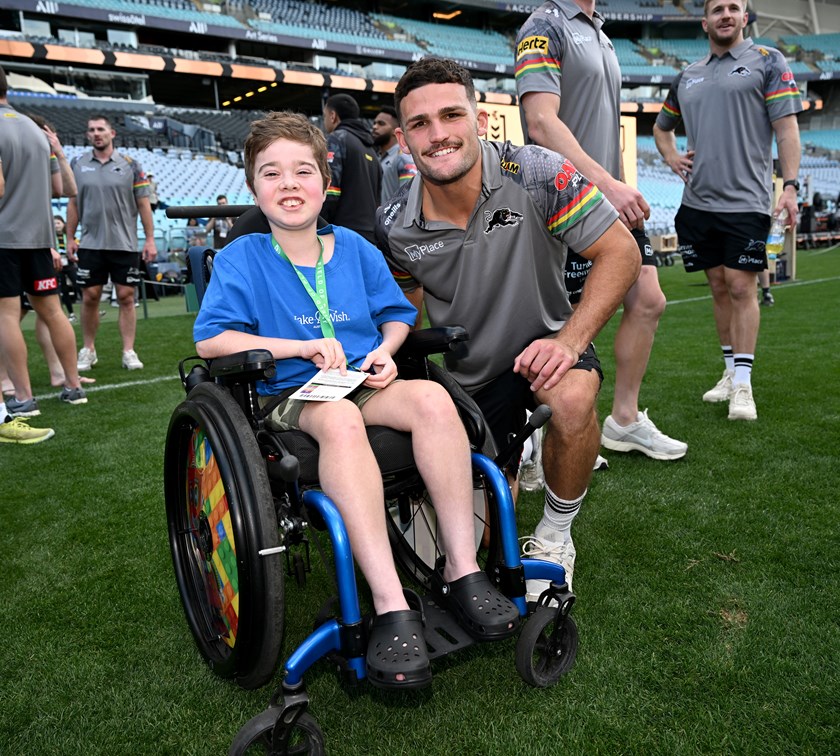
[515,608,578,687]
[229,707,324,755]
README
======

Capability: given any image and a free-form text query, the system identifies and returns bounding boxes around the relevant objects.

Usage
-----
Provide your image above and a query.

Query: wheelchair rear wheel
[385,473,501,590]
[165,382,284,689]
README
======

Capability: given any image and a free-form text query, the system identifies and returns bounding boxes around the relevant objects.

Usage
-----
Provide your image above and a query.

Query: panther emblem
[484,207,524,234]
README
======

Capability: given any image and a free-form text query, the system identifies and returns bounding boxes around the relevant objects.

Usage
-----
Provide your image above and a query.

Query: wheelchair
[163,245,579,755]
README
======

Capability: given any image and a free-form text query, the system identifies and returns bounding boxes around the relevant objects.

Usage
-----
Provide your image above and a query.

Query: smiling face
[250,138,328,233]
[395,82,487,187]
[702,0,747,49]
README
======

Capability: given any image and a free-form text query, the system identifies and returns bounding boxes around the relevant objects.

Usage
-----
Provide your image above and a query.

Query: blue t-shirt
[194,225,417,395]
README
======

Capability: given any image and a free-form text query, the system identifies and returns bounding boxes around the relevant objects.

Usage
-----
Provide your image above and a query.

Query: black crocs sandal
[366,609,432,691]
[432,557,520,642]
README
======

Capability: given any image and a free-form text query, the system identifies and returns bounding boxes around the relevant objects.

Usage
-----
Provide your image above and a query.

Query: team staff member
[0,65,87,437]
[516,0,687,462]
[376,57,640,596]
[322,93,382,243]
[67,115,157,371]
[654,0,801,421]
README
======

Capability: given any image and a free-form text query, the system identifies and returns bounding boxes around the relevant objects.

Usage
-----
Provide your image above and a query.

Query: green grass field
[3,248,839,755]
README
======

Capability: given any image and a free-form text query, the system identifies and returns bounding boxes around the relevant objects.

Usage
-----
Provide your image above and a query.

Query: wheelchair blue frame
[280,452,567,688]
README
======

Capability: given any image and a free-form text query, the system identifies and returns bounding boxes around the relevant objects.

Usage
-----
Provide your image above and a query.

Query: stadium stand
[4,0,839,245]
[57,0,247,29]
[371,14,513,68]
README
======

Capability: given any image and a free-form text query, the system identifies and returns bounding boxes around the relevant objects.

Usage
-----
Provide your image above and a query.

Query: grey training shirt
[71,150,150,252]
[374,139,618,392]
[0,104,57,249]
[515,0,622,179]
[655,39,803,214]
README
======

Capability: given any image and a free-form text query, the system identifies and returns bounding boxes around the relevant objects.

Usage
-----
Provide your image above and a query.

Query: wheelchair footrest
[420,595,476,660]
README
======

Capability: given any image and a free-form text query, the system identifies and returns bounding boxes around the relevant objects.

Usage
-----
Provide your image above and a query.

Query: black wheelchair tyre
[229,708,324,756]
[164,381,284,689]
[515,608,578,687]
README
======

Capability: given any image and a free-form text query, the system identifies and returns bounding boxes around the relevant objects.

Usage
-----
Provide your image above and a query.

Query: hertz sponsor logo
[516,35,548,59]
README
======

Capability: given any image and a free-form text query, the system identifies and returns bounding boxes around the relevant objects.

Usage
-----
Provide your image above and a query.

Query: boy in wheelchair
[193,111,519,691]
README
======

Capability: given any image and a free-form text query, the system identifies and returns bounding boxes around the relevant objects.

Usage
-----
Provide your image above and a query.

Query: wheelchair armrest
[209,349,277,382]
[400,326,469,358]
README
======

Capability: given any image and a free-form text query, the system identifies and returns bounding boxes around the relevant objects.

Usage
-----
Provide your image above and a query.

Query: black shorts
[565,227,655,304]
[674,206,770,273]
[77,249,143,288]
[0,248,58,298]
[470,343,603,453]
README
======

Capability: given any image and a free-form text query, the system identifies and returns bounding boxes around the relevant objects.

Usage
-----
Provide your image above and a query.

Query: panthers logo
[729,66,751,77]
[484,207,523,234]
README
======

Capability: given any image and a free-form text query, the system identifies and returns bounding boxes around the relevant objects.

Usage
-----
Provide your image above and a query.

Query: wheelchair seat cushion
[431,556,520,642]
[366,609,432,690]
[272,426,416,484]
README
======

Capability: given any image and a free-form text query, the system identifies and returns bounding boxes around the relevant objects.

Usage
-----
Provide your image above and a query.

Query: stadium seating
[58,0,247,29]
[372,14,513,68]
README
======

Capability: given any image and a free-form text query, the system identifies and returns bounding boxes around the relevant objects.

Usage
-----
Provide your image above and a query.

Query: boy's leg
[298,399,409,616]
[361,380,481,584]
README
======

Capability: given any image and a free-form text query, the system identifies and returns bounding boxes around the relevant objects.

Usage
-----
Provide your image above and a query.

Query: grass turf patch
[2,248,839,754]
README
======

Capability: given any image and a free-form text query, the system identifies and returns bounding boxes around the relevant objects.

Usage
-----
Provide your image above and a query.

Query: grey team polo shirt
[0,104,58,249]
[515,0,622,179]
[71,150,150,252]
[374,139,618,392]
[655,39,803,215]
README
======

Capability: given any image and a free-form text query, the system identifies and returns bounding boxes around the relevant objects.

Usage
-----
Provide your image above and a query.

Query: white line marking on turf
[666,275,840,307]
[36,374,180,401]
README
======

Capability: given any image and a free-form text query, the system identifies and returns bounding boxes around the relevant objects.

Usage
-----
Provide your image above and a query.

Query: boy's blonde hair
[244,111,331,191]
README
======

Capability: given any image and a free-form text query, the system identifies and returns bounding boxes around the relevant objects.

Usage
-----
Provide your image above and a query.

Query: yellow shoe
[0,417,55,444]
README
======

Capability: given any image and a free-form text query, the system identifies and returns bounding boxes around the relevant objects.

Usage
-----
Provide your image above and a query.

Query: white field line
[665,274,840,307]
[31,273,840,402]
[36,374,181,402]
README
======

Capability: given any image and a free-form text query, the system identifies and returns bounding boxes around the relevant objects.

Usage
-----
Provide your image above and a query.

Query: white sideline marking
[666,275,840,307]
[36,374,180,402]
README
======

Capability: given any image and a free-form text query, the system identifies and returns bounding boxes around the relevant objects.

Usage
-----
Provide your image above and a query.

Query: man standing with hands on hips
[654,0,801,421]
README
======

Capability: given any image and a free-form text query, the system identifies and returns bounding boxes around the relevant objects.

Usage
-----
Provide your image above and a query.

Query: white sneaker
[728,383,757,421]
[77,347,98,371]
[518,429,544,492]
[122,349,144,370]
[593,454,609,471]
[521,528,576,600]
[601,410,687,461]
[703,370,734,403]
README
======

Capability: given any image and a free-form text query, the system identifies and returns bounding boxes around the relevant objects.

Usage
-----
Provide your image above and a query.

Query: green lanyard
[271,235,335,339]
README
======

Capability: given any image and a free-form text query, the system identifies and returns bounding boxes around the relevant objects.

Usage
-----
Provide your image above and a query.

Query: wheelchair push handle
[494,403,552,472]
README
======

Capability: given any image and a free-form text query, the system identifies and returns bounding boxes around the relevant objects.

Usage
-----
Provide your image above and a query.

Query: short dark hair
[377,105,398,121]
[0,65,7,99]
[87,115,114,129]
[394,57,476,122]
[216,194,227,202]
[324,93,360,121]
